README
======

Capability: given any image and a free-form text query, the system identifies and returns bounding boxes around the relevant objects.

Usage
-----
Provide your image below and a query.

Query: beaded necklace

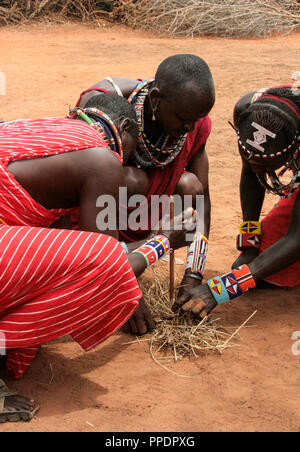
[128,79,187,168]
[68,107,123,162]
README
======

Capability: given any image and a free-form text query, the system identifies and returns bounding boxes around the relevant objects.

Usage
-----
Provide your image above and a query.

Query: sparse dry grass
[133,270,257,374]
[116,0,300,38]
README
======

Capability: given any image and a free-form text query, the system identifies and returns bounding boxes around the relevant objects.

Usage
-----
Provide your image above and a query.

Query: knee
[124,166,150,197]
[175,172,204,201]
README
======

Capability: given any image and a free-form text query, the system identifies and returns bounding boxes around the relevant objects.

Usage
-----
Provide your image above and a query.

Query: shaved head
[154,54,215,111]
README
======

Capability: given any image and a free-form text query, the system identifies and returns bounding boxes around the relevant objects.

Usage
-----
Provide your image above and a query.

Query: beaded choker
[128,79,186,168]
[68,107,123,162]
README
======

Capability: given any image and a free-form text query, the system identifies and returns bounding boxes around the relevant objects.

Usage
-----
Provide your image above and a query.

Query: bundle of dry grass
[0,0,114,25]
[116,0,300,38]
[138,270,256,370]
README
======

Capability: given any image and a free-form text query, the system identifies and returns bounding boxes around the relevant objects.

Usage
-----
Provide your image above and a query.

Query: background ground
[0,23,299,432]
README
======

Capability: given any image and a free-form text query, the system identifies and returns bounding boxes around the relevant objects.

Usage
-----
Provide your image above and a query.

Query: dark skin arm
[187,145,211,238]
[125,206,197,335]
[78,149,123,237]
[8,147,123,238]
[78,77,138,107]
[232,90,266,267]
[173,174,300,319]
[232,159,266,268]
[178,145,211,293]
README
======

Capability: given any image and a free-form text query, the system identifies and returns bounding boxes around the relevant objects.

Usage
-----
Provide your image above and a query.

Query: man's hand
[232,248,259,270]
[122,297,156,335]
[172,284,217,319]
[177,274,202,298]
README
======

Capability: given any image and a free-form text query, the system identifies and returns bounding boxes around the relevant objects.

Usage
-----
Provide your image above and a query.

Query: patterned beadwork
[128,79,187,168]
[68,107,123,162]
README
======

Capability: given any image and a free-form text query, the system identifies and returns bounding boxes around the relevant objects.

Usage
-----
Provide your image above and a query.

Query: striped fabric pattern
[0,225,141,379]
[0,118,108,227]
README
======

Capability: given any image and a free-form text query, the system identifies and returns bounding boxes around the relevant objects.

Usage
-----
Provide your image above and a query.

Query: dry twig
[116,0,300,38]
[140,269,256,363]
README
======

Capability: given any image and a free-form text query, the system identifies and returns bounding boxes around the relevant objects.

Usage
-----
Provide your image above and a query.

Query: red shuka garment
[259,186,300,287]
[76,83,212,242]
[0,225,140,379]
[0,117,121,227]
[118,116,212,242]
[0,118,139,379]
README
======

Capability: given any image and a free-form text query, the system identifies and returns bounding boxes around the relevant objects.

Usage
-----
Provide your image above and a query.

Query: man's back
[0,117,124,235]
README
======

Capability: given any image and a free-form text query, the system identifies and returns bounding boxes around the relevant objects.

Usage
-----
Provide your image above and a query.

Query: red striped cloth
[0,118,113,227]
[0,224,141,379]
[259,186,300,287]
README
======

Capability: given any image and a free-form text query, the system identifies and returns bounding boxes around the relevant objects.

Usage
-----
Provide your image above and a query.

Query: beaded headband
[229,120,300,195]
[228,120,299,161]
[229,89,300,195]
[230,90,300,159]
[68,107,124,162]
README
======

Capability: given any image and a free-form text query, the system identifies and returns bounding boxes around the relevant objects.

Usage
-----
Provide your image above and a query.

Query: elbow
[285,230,300,255]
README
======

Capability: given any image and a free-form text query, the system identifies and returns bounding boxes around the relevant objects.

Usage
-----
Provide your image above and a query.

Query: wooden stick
[169,196,175,304]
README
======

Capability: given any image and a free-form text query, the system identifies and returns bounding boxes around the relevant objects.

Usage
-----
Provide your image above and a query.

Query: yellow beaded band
[239,221,261,235]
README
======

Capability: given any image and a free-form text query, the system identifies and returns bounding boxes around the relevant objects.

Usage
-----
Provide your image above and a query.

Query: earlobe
[149,87,161,112]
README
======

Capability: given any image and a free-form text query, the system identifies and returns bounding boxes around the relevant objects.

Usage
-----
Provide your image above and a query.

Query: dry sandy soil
[0,22,300,433]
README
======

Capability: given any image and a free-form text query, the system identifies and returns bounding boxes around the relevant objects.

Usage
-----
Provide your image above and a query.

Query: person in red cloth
[172,85,300,318]
[0,93,137,234]
[76,54,215,299]
[0,93,157,336]
[0,209,196,423]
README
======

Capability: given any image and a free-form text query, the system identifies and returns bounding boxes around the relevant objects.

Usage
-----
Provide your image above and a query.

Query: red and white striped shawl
[0,119,140,379]
[0,225,141,379]
[0,117,114,227]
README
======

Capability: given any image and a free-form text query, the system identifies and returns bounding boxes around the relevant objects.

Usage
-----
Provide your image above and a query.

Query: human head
[149,54,215,137]
[237,88,300,173]
[234,88,300,194]
[84,93,138,163]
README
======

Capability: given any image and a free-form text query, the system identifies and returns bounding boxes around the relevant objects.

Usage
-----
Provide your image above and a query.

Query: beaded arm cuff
[236,221,261,251]
[185,234,208,283]
[132,235,171,268]
[207,264,256,306]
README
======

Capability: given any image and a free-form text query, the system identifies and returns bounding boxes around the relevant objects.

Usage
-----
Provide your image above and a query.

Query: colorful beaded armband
[185,234,209,283]
[132,235,171,268]
[207,264,256,305]
[237,221,261,251]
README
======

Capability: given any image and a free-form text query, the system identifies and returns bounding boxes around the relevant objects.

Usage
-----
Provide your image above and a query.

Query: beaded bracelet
[132,234,171,268]
[237,221,261,251]
[207,264,256,305]
[185,233,209,283]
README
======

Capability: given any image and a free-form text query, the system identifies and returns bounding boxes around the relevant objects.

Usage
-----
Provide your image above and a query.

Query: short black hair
[85,93,138,137]
[155,54,215,103]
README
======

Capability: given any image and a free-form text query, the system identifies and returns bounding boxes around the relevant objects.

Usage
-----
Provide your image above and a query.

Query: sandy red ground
[0,22,300,432]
